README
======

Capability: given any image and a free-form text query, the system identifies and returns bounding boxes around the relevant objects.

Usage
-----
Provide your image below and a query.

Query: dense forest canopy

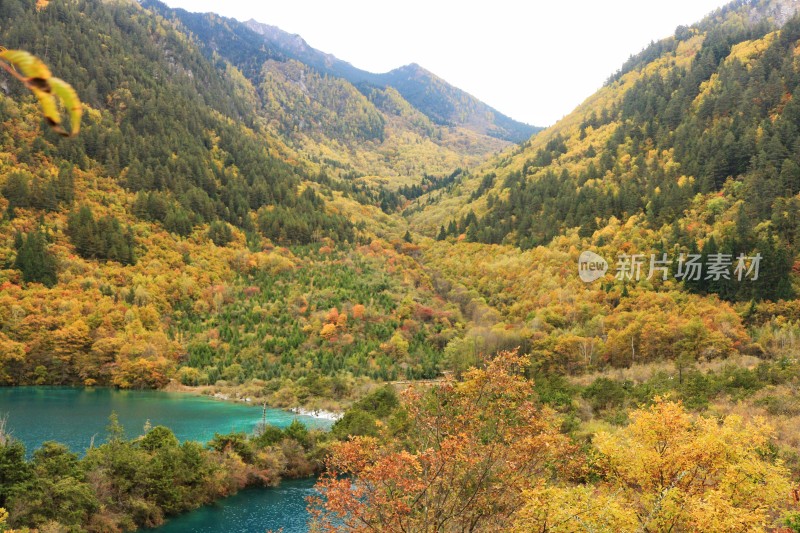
[437,1,800,303]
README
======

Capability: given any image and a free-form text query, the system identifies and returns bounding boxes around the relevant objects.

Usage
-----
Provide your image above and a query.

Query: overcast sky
[161,0,726,126]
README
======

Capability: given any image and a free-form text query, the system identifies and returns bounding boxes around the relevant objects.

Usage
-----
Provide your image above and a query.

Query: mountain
[0,0,374,389]
[378,63,541,142]
[0,0,496,395]
[0,0,358,244]
[144,2,538,144]
[4,0,800,531]
[241,18,379,85]
[426,0,800,302]
[242,18,540,142]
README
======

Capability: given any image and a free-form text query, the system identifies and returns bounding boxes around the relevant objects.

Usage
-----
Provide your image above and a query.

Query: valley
[1,0,800,531]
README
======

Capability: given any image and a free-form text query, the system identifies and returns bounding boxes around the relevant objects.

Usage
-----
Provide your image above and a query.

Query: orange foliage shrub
[310,350,577,531]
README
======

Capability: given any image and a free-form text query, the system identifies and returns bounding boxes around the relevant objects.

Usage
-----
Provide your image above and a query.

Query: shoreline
[288,406,343,421]
[162,381,344,422]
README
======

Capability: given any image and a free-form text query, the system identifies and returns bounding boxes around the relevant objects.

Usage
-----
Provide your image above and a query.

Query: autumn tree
[513,399,794,532]
[595,398,791,532]
[309,350,576,532]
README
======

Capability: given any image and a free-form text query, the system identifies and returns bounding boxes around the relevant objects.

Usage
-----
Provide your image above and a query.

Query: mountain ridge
[422,0,800,304]
[137,0,525,189]
[192,7,540,142]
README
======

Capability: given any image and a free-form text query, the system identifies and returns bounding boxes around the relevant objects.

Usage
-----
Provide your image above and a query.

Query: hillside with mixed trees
[0,0,522,400]
[141,0,537,189]
[429,0,800,301]
[2,0,800,531]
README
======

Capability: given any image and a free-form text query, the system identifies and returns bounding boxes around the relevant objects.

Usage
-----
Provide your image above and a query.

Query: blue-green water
[0,387,331,533]
[0,387,330,454]
[149,478,318,533]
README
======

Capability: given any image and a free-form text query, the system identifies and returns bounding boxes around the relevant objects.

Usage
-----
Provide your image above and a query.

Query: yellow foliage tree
[512,483,637,533]
[380,331,409,359]
[598,398,790,527]
[320,322,337,340]
[0,334,24,384]
[513,399,792,532]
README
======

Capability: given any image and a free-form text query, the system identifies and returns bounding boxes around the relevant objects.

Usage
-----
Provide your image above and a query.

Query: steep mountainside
[131,2,520,191]
[425,0,800,302]
[143,0,538,145]
[0,0,395,390]
[242,19,540,142]
[1,0,799,429]
[376,0,800,398]
[0,0,357,243]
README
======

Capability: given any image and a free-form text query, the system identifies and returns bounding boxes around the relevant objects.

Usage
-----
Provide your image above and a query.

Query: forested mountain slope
[0,0,355,242]
[240,17,541,143]
[0,0,399,391]
[0,0,520,397]
[426,0,800,304]
[141,0,537,187]
[390,0,800,389]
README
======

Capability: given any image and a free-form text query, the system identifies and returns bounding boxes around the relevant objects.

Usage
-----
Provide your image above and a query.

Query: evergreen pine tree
[14,230,58,287]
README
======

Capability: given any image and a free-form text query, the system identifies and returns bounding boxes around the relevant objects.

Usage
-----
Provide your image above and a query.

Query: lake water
[0,387,331,533]
[149,478,318,533]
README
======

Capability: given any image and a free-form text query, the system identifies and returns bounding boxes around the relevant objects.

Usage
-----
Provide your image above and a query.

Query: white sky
[161,0,726,126]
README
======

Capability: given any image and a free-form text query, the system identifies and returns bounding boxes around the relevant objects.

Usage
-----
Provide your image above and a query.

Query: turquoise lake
[0,387,332,533]
[148,478,318,533]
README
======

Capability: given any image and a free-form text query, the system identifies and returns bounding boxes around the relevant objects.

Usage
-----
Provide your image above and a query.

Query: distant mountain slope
[142,2,539,144]
[424,0,800,302]
[376,63,539,142]
[244,18,539,142]
[138,0,522,187]
[259,58,387,143]
[242,18,377,86]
